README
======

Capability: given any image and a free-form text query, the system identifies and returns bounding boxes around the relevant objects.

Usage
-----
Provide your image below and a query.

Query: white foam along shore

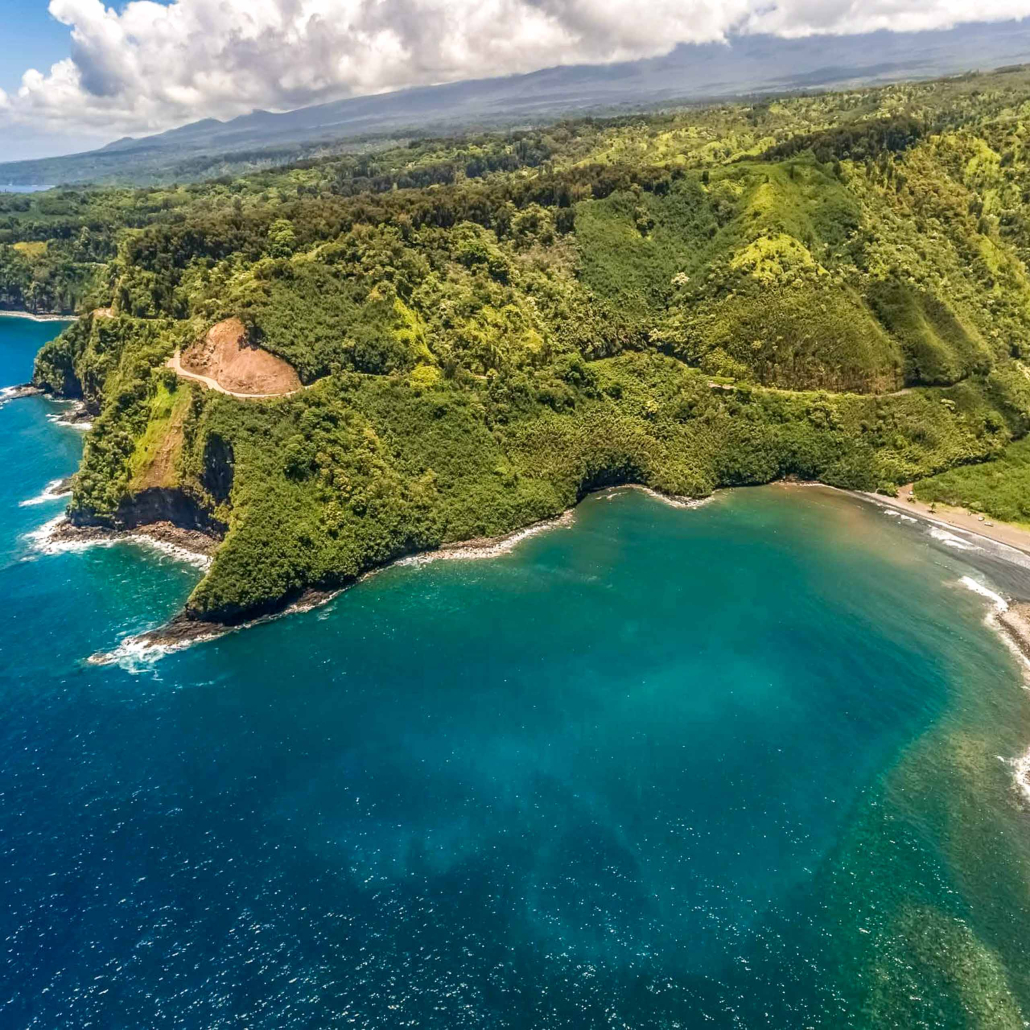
[0,384,40,408]
[25,513,213,570]
[88,488,664,665]
[395,487,711,570]
[19,478,72,507]
[89,485,720,668]
[1015,747,1030,808]
[955,575,1030,808]
[46,410,92,430]
[89,509,586,668]
[396,509,577,567]
[88,624,223,671]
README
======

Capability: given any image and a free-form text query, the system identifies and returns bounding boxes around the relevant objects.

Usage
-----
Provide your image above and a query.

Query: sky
[4,0,1030,162]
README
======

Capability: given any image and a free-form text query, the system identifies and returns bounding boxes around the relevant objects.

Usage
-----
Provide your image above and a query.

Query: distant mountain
[4,19,1030,187]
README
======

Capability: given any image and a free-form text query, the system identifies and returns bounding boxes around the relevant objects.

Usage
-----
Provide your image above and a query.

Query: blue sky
[0,1,68,95]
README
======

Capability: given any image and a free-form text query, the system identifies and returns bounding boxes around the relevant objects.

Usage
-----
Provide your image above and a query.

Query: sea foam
[958,575,1008,613]
[19,478,71,507]
[930,527,976,550]
[1015,747,1030,807]
[25,514,212,569]
[87,631,214,672]
[396,510,576,567]
[46,411,92,431]
[959,577,1030,803]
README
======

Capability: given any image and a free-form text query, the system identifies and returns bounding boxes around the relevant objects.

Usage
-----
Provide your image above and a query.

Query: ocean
[2,316,1030,1028]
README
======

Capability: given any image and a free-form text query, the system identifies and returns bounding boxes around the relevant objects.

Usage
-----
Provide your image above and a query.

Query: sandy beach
[870,484,1030,557]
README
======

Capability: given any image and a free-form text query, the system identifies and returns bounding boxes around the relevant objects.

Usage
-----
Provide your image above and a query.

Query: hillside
[18,68,1030,630]
[3,20,1030,186]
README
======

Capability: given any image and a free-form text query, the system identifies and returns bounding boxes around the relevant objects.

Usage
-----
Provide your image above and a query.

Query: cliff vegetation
[20,67,1030,622]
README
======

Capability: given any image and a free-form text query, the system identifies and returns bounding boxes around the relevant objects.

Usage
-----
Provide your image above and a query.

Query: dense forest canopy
[20,66,1030,623]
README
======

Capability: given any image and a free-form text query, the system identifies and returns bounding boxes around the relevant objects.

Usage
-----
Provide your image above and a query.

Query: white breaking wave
[958,579,1030,805]
[397,511,576,567]
[128,536,212,570]
[0,385,28,409]
[88,634,175,671]
[46,412,92,431]
[88,630,220,672]
[25,514,212,569]
[19,479,71,507]
[621,485,713,510]
[959,575,1008,613]
[880,509,918,523]
[23,515,94,555]
[930,527,976,550]
[1014,748,1030,808]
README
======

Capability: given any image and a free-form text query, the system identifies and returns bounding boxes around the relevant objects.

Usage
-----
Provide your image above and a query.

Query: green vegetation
[915,436,1030,525]
[23,67,1030,622]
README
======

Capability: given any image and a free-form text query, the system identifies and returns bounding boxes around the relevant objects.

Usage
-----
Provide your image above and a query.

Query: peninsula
[14,68,1030,632]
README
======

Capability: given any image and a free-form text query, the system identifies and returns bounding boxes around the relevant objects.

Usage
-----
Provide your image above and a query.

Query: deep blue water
[3,317,1030,1027]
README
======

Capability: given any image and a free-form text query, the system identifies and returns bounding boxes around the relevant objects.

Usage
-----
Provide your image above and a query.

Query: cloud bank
[3,0,1030,144]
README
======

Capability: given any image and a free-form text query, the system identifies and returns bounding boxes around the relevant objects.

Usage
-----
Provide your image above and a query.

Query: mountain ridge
[5,19,1030,186]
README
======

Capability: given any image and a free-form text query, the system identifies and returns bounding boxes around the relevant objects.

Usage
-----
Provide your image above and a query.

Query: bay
[2,318,1029,1027]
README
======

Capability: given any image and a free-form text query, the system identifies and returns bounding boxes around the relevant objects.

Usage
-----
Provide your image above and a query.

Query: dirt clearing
[175,318,302,397]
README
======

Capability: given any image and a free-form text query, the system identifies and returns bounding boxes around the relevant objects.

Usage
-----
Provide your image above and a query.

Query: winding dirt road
[166,351,303,400]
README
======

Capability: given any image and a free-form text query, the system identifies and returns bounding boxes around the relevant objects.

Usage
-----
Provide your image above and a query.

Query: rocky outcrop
[201,434,234,504]
[71,486,226,538]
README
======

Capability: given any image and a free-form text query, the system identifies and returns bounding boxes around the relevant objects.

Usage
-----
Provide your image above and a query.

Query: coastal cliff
[20,70,1030,630]
[33,306,1030,632]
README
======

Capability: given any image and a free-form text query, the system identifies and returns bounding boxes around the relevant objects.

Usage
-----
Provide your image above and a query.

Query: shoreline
[867,484,1030,558]
[38,478,1030,673]
[967,589,1030,810]
[85,484,714,664]
[27,474,1030,810]
[46,400,93,430]
[0,383,42,404]
[852,485,1030,808]
[88,507,586,664]
[0,310,77,323]
[28,513,217,570]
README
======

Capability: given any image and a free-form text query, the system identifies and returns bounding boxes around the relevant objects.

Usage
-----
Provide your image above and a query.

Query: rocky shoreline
[90,507,589,661]
[90,487,717,662]
[65,481,1030,672]
[46,399,93,428]
[111,584,345,659]
[998,603,1030,669]
[35,514,219,568]
[0,383,42,401]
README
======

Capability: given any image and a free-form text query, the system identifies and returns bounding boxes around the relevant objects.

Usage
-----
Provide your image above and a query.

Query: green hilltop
[14,67,1030,624]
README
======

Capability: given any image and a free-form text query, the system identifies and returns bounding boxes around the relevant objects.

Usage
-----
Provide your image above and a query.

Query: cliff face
[200,434,234,505]
[32,312,231,551]
[70,486,226,536]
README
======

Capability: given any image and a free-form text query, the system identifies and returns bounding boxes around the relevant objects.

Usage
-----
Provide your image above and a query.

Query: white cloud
[4,0,1030,147]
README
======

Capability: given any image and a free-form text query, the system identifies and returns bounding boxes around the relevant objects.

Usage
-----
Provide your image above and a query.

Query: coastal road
[166,351,304,400]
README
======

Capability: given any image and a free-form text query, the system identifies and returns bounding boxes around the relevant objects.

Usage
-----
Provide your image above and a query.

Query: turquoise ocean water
[3,316,1030,1027]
